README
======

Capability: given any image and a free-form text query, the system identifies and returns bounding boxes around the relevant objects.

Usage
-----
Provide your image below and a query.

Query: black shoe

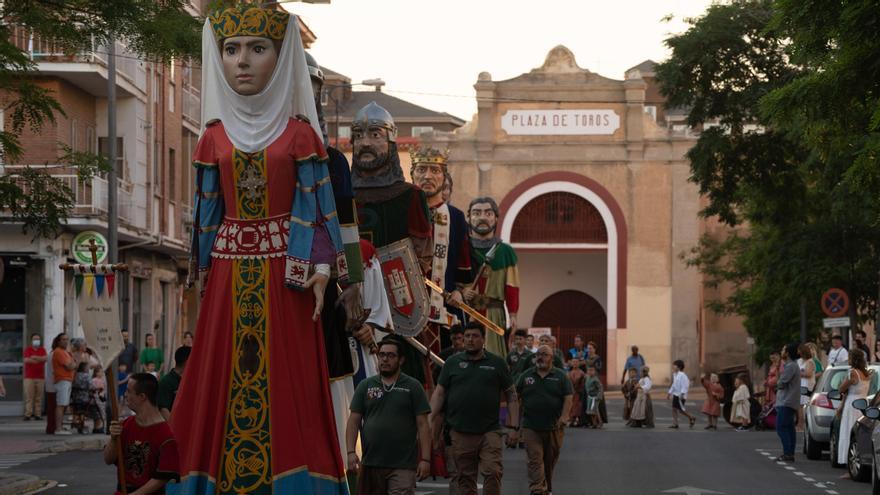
[33,416,43,421]
[23,416,31,421]
[669,424,679,429]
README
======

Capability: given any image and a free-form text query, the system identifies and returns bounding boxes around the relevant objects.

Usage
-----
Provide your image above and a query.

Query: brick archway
[498,172,627,329]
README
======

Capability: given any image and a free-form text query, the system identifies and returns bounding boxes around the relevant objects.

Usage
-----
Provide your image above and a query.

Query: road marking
[794,472,805,476]
[825,491,838,495]
[815,483,827,488]
[785,466,795,470]
[804,478,815,482]
[0,453,54,470]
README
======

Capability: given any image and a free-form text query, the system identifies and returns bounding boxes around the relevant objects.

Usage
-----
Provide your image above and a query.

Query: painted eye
[371,131,381,139]
[225,46,236,56]
[254,45,264,54]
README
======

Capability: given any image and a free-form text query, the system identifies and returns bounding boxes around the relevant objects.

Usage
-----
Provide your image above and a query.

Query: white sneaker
[54,429,73,435]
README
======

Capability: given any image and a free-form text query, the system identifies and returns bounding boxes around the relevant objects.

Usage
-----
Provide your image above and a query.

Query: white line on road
[804,478,815,482]
[794,472,805,476]
[0,453,54,470]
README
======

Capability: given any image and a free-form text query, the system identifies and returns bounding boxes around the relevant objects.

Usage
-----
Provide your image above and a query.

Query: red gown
[169,120,348,495]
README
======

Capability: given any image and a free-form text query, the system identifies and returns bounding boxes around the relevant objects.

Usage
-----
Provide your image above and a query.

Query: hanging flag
[74,274,83,298]
[83,274,94,297]
[106,273,116,297]
[95,274,105,297]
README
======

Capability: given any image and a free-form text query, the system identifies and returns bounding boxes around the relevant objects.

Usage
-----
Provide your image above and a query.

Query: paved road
[11,399,871,494]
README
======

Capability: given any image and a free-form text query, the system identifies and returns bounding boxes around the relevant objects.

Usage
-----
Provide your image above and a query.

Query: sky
[286,0,716,121]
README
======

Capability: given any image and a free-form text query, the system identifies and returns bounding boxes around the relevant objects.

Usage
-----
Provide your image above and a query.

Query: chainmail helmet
[304,51,328,143]
[352,101,397,142]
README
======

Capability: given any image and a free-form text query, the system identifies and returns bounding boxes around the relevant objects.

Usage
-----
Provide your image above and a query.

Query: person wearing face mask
[462,197,520,357]
[23,333,48,421]
[170,6,351,494]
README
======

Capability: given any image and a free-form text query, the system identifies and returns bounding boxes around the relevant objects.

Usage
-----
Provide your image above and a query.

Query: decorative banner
[76,272,124,369]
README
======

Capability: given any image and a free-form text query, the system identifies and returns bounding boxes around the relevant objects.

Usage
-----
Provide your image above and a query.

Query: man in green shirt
[347,338,431,494]
[157,346,190,420]
[138,333,164,375]
[513,335,564,377]
[507,330,532,372]
[516,345,573,495]
[430,322,520,495]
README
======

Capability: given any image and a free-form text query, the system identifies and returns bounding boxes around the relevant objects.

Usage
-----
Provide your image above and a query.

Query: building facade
[0,4,318,415]
[424,46,746,386]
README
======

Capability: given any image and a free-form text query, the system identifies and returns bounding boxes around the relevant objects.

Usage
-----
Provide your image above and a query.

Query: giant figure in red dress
[169,7,349,494]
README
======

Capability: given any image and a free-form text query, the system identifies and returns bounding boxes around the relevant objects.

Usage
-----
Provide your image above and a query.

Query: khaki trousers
[358,467,416,495]
[450,430,503,495]
[444,444,459,495]
[523,428,564,495]
[23,378,44,417]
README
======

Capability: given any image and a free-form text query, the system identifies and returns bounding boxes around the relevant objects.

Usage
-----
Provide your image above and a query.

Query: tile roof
[333,90,465,124]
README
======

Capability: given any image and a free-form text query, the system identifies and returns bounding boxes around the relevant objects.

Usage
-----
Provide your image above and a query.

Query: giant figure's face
[468,201,497,236]
[352,126,390,172]
[411,162,444,198]
[222,36,279,95]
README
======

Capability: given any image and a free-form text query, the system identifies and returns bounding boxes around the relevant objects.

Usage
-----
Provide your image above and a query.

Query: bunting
[74,274,83,298]
[95,275,105,297]
[106,273,115,297]
[83,274,94,297]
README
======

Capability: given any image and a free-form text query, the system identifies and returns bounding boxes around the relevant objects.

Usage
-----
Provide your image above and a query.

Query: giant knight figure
[350,102,434,384]
[171,7,349,494]
[463,197,520,357]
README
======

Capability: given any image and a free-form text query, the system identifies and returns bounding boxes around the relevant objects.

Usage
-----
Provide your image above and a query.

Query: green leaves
[659,0,880,360]
[0,0,201,236]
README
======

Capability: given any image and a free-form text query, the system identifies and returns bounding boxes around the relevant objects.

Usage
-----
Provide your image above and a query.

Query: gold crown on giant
[411,147,449,166]
[209,6,289,41]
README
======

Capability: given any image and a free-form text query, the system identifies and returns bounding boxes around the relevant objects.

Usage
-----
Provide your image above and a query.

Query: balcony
[182,84,201,130]
[9,26,146,98]
[1,165,133,226]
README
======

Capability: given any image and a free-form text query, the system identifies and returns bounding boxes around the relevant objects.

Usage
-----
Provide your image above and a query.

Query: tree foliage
[0,0,201,237]
[658,0,880,361]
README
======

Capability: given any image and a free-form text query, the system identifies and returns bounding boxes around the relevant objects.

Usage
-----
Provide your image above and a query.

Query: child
[668,360,696,428]
[117,363,130,403]
[701,373,724,430]
[145,361,159,379]
[731,373,751,431]
[622,368,640,424]
[90,368,106,434]
[567,358,585,426]
[584,365,604,429]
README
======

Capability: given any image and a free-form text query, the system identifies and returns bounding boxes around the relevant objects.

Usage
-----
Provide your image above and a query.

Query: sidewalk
[0,417,105,456]
[0,472,52,495]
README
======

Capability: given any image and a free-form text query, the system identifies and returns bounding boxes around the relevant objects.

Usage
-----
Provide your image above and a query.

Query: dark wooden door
[533,290,607,384]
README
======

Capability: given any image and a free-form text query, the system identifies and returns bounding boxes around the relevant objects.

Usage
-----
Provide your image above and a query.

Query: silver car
[804,365,850,460]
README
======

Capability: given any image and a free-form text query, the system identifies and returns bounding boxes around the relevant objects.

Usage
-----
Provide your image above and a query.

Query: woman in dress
[170,7,349,494]
[764,350,781,405]
[838,349,871,477]
[567,357,585,426]
[797,344,816,432]
[630,366,654,428]
[622,368,640,424]
[701,373,723,430]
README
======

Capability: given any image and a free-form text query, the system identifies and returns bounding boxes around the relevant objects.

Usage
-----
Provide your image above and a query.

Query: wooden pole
[106,366,128,495]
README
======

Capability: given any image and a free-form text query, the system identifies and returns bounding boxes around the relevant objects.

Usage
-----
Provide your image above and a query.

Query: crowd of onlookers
[11,329,193,436]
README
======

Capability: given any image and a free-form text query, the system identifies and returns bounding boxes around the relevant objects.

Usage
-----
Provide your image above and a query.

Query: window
[320,88,328,106]
[510,192,608,244]
[168,148,176,201]
[86,126,96,154]
[338,126,351,139]
[168,82,175,112]
[644,105,657,122]
[411,126,434,137]
[98,136,125,181]
[132,277,145,344]
[69,119,78,151]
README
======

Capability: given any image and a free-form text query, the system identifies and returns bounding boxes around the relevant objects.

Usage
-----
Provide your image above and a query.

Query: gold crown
[411,147,449,167]
[209,6,289,41]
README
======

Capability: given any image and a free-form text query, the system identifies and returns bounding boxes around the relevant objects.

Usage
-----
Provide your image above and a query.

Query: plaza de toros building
[425,46,745,386]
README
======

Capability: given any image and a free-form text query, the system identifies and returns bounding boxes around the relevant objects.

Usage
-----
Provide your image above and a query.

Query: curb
[0,473,46,495]
[33,437,104,454]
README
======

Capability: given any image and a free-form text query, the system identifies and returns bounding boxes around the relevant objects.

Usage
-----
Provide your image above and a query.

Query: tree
[656,0,880,361]
[0,0,201,238]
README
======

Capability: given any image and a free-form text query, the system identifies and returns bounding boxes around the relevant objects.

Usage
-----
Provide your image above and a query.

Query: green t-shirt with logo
[350,373,431,469]
[512,351,564,377]
[507,348,533,372]
[516,367,574,431]
[438,351,513,434]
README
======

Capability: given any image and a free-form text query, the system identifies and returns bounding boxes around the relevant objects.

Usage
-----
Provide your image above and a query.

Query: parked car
[831,366,880,478]
[804,365,850,460]
[862,405,880,493]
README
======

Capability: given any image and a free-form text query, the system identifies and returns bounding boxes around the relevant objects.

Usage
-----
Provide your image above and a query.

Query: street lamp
[324,79,386,145]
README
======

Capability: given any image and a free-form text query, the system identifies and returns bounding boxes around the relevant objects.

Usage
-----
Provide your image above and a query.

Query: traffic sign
[823,317,851,328]
[72,231,108,265]
[821,288,850,317]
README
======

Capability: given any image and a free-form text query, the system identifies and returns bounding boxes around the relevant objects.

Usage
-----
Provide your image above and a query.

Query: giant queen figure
[171,7,349,494]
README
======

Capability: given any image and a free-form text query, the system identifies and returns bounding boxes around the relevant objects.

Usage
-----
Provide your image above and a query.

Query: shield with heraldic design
[376,238,430,337]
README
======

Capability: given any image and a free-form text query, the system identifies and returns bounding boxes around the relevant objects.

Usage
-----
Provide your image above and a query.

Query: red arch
[498,171,628,329]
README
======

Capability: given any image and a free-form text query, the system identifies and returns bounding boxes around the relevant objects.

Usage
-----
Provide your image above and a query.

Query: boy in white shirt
[667,360,696,429]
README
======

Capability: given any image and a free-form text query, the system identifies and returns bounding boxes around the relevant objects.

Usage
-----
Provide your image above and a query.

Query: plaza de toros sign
[500,109,621,135]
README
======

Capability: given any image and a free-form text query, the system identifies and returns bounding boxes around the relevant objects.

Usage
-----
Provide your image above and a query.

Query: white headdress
[200,13,322,152]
